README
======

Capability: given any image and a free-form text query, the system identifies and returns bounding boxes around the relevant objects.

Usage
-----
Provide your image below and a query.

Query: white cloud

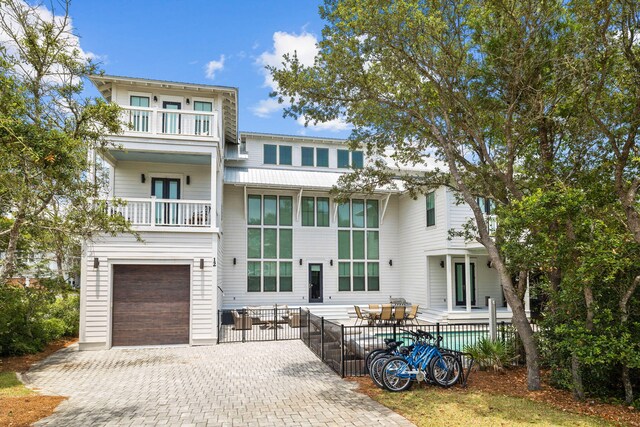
[296,115,351,133]
[204,55,225,80]
[252,31,318,119]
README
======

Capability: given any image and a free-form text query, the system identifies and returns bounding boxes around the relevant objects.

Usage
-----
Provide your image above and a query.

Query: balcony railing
[122,106,219,139]
[107,198,212,228]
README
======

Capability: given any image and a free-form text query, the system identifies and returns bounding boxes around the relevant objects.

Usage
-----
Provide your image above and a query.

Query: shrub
[464,338,516,372]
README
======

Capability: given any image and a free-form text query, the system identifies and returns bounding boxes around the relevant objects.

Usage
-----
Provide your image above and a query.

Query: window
[302,197,315,226]
[337,199,380,292]
[301,147,314,166]
[317,198,329,227]
[247,195,294,292]
[477,197,495,214]
[337,149,364,169]
[317,148,329,167]
[279,145,292,165]
[426,191,435,227]
[129,95,150,132]
[337,150,350,168]
[264,144,277,165]
[193,101,212,135]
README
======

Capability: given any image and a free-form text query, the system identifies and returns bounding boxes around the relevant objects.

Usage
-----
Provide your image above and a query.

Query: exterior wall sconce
[213,257,217,267]
[299,259,303,266]
[389,259,393,266]
[329,259,333,266]
[233,257,237,265]
[487,260,492,268]
[440,260,445,268]
[199,258,204,269]
[186,176,191,185]
[93,257,99,269]
[141,173,146,183]
[153,95,158,102]
[186,98,190,105]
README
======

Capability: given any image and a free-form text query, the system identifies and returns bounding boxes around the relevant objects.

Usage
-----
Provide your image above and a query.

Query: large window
[337,149,364,169]
[247,195,293,292]
[337,199,379,291]
[317,148,329,167]
[193,101,212,135]
[426,191,435,227]
[130,95,150,132]
[263,144,292,165]
[302,197,330,227]
[301,147,314,166]
[301,147,330,167]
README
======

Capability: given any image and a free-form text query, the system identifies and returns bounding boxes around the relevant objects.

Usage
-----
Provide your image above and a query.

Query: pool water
[376,330,490,352]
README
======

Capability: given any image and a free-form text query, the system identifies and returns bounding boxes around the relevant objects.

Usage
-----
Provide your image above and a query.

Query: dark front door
[152,178,180,224]
[162,101,181,134]
[309,263,323,303]
[455,262,476,306]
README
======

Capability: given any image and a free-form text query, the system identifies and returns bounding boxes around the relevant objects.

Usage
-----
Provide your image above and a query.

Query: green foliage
[0,281,79,356]
[464,338,516,372]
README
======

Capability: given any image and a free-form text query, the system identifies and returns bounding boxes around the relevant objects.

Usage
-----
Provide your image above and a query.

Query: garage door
[112,265,190,346]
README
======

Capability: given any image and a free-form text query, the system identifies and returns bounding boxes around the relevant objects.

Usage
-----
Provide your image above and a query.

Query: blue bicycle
[382,329,462,392]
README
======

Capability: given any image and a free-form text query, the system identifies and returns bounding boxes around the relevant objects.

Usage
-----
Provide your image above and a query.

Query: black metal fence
[299,309,521,377]
[217,306,302,343]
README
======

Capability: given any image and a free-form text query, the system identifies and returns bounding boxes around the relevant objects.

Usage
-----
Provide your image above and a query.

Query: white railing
[485,214,497,236]
[122,106,219,139]
[107,198,212,228]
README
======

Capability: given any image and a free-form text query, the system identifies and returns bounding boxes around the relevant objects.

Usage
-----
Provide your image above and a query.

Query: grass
[0,371,35,398]
[362,384,613,426]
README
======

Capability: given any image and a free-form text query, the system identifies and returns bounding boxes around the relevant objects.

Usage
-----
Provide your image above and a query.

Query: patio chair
[393,305,406,324]
[368,304,380,310]
[232,310,252,330]
[405,305,419,325]
[288,313,301,328]
[354,305,371,326]
[379,305,393,324]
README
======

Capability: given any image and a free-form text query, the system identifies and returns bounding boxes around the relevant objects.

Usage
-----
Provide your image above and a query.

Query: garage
[112,264,190,346]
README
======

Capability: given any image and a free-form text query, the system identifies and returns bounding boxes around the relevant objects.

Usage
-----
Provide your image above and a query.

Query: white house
[79,75,527,350]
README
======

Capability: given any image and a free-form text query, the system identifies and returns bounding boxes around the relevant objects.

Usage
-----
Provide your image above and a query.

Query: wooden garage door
[112,265,190,346]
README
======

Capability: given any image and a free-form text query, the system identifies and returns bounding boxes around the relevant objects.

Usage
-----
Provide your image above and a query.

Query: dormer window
[263,144,292,165]
[337,149,364,169]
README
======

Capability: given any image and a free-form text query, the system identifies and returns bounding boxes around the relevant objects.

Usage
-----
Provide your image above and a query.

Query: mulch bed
[351,367,640,426]
[0,338,77,427]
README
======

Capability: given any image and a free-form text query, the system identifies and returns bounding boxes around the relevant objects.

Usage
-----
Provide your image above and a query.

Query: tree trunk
[571,353,585,400]
[0,210,26,283]
[622,365,634,405]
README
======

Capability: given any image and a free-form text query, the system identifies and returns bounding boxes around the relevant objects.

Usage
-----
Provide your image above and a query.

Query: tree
[0,0,128,282]
[270,0,581,390]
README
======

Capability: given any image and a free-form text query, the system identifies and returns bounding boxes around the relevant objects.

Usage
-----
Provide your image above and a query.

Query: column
[446,254,453,313]
[465,254,471,313]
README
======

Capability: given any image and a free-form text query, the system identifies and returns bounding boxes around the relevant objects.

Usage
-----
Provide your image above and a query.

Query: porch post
[446,254,453,313]
[465,254,471,313]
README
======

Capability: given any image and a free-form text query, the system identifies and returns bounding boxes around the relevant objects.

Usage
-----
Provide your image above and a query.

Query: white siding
[428,257,447,309]
[113,161,211,200]
[447,188,475,248]
[113,86,219,114]
[220,185,401,308]
[80,232,217,349]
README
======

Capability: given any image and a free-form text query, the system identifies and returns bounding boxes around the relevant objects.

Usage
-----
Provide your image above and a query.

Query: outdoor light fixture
[141,173,146,183]
[440,260,445,268]
[186,98,190,105]
[153,95,158,102]
[93,258,99,269]
[329,259,333,266]
[199,258,204,269]
[487,260,492,268]
[389,259,393,266]
[233,257,237,265]
[186,176,191,185]
[299,259,303,266]
[213,258,217,267]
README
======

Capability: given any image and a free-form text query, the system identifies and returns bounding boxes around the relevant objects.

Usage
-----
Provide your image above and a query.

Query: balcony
[122,106,219,139]
[107,198,213,229]
[485,214,497,236]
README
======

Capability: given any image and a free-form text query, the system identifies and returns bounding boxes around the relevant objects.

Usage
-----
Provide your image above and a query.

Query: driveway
[23,340,414,426]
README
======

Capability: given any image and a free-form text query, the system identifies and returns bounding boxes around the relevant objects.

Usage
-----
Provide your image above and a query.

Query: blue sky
[68,0,350,138]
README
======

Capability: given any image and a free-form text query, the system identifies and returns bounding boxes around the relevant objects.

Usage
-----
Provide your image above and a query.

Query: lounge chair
[354,306,371,326]
[405,305,419,325]
[232,310,252,330]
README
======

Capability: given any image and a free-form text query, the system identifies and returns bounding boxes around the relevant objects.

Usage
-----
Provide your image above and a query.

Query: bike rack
[438,347,475,388]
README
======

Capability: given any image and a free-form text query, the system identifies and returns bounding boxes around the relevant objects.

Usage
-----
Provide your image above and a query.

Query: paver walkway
[23,340,414,426]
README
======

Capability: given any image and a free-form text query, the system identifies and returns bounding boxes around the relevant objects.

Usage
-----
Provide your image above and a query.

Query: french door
[152,178,180,225]
[455,262,476,306]
[162,101,181,134]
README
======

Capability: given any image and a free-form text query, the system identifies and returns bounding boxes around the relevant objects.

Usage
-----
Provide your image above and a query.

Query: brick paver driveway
[23,340,414,426]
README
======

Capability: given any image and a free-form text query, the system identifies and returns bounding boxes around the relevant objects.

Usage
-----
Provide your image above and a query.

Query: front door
[455,262,476,306]
[162,101,181,134]
[309,263,323,303]
[152,178,180,225]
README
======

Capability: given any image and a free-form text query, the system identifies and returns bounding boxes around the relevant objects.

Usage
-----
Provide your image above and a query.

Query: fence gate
[217,306,302,343]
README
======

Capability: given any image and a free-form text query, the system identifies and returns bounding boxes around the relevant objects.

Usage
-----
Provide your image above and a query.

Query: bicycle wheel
[370,354,392,388]
[382,357,413,392]
[430,353,462,387]
[365,349,387,374]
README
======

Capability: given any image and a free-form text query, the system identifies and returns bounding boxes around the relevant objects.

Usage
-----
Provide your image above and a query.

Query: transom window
[247,195,293,292]
[337,149,364,169]
[301,197,330,227]
[337,199,379,292]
